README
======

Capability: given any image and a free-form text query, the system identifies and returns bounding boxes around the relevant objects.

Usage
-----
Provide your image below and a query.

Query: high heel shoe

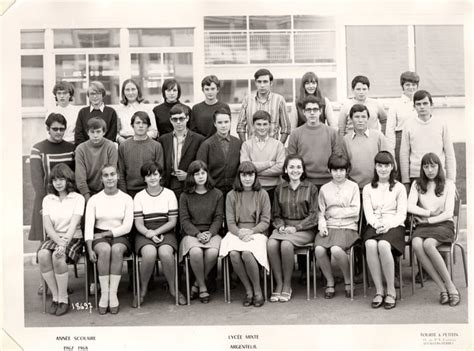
[384,294,397,310]
[324,286,335,299]
[439,291,449,305]
[371,293,384,309]
[448,291,460,307]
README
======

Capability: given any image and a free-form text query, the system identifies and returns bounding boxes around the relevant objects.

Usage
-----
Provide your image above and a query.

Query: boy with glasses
[47,81,79,143]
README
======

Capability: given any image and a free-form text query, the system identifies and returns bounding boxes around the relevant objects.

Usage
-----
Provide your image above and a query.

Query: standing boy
[47,81,80,143]
[190,75,231,138]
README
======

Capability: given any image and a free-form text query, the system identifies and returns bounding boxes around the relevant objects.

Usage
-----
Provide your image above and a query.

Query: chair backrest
[452,189,462,241]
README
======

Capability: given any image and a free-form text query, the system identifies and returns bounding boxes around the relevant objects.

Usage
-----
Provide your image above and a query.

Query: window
[129,28,193,47]
[346,26,409,98]
[218,79,248,104]
[21,30,45,49]
[295,77,337,102]
[415,25,464,96]
[345,25,464,98]
[21,55,44,107]
[204,15,335,65]
[54,29,120,48]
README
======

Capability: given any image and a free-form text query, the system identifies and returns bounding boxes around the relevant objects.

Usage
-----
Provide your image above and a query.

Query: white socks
[109,275,122,308]
[55,272,69,304]
[98,275,110,308]
[41,271,58,301]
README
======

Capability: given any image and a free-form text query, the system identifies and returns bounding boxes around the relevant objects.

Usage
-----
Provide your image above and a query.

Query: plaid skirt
[39,238,84,264]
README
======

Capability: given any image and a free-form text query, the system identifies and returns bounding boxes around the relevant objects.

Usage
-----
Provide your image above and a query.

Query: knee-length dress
[270,180,318,246]
[408,179,456,243]
[314,179,360,250]
[178,188,224,262]
[40,192,85,263]
[362,181,407,255]
[219,189,271,271]
[133,187,179,253]
[28,139,75,241]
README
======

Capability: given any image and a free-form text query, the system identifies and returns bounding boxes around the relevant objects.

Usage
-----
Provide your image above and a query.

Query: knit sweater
[179,189,224,236]
[287,123,338,185]
[189,100,230,138]
[118,137,164,194]
[226,189,271,235]
[399,115,456,183]
[75,105,118,146]
[75,138,118,196]
[153,100,191,136]
[342,130,390,188]
[196,133,242,194]
[240,136,286,188]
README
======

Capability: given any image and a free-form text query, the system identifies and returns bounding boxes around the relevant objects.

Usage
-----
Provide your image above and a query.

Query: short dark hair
[328,153,351,172]
[201,75,220,89]
[161,79,181,100]
[120,79,144,105]
[86,117,107,133]
[351,75,370,89]
[131,111,151,127]
[349,104,370,119]
[47,163,76,196]
[184,160,215,193]
[282,154,307,182]
[170,103,190,117]
[252,110,271,124]
[254,68,273,81]
[88,81,106,97]
[140,161,163,179]
[52,81,74,101]
[45,113,67,128]
[302,95,323,110]
[413,90,433,105]
[213,106,232,122]
[400,71,420,87]
[233,161,262,192]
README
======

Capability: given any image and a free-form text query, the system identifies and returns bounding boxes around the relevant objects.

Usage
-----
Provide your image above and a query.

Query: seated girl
[362,151,407,310]
[133,161,186,306]
[219,161,271,307]
[85,164,134,314]
[315,154,360,299]
[408,152,459,306]
[179,160,224,303]
[267,154,318,302]
[39,164,85,316]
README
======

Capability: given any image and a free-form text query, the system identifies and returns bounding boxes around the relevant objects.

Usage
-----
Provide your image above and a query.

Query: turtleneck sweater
[153,100,192,136]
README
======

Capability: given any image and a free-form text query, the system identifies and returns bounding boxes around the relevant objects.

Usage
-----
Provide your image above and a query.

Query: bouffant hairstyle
[45,113,67,128]
[282,154,307,182]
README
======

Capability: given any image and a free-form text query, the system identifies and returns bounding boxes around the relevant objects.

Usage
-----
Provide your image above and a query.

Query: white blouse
[42,192,85,239]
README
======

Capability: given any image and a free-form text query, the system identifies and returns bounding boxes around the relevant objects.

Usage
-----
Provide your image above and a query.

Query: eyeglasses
[89,92,101,97]
[170,117,187,123]
[304,108,320,113]
[50,127,66,132]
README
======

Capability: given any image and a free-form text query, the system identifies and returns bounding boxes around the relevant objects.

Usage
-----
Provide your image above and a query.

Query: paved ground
[23,229,468,328]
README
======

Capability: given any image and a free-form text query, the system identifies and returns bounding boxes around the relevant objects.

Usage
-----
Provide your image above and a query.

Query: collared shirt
[350,129,370,139]
[172,130,187,173]
[89,103,105,113]
[216,133,231,157]
[255,135,269,150]
[272,180,319,231]
[42,192,85,239]
[236,92,290,140]
[386,94,417,152]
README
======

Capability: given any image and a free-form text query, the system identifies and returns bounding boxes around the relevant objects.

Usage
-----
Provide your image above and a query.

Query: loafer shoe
[242,296,253,307]
[384,294,397,310]
[56,302,69,316]
[253,296,264,307]
[48,301,58,315]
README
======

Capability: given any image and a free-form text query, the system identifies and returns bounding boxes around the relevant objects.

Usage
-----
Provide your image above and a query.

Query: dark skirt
[91,228,132,256]
[39,238,84,264]
[363,225,405,256]
[135,232,178,255]
[28,193,45,241]
[413,221,455,244]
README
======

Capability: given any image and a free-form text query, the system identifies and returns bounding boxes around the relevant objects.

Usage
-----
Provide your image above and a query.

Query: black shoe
[242,295,253,307]
[48,301,58,315]
[384,294,397,310]
[371,293,384,309]
[55,302,69,316]
[324,286,335,299]
[253,296,264,307]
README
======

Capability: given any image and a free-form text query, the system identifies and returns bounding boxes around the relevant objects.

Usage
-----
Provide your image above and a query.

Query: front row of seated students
[40,148,460,315]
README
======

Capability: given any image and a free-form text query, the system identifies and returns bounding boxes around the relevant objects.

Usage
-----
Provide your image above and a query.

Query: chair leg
[455,244,469,287]
[42,276,47,313]
[313,253,317,299]
[263,266,267,302]
[185,256,191,306]
[305,251,310,301]
[411,247,415,295]
[418,259,424,288]
[222,257,228,302]
[136,257,141,309]
[84,259,89,305]
[225,256,231,303]
[270,266,274,295]
[174,252,179,306]
[74,264,79,278]
[350,248,354,301]
[449,249,454,281]
[398,256,403,300]
[93,262,98,310]
[362,252,367,298]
